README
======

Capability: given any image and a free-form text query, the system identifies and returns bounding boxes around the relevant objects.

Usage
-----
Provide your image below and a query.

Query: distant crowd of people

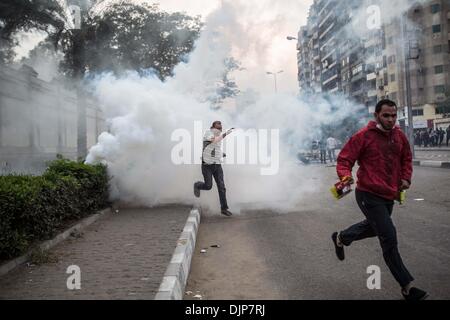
[414,125,450,148]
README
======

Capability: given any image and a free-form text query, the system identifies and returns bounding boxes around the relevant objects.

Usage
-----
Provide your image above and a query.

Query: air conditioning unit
[432,33,441,39]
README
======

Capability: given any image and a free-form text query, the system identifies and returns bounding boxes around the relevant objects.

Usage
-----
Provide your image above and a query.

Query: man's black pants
[196,164,228,210]
[320,150,327,163]
[339,190,414,288]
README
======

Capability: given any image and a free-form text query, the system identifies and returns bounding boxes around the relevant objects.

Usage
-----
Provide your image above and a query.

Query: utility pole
[401,14,417,159]
[68,1,87,161]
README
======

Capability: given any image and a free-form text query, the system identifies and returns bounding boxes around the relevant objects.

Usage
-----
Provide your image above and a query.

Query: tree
[209,57,243,109]
[0,0,66,64]
[60,2,202,79]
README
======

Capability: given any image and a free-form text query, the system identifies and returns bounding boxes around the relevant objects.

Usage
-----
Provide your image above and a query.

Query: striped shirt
[202,129,223,165]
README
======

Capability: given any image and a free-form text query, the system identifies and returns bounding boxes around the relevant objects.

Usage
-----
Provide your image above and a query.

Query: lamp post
[67,1,88,161]
[401,14,419,159]
[266,70,284,93]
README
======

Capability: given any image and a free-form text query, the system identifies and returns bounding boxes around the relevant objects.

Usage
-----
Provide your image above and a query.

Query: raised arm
[210,128,235,143]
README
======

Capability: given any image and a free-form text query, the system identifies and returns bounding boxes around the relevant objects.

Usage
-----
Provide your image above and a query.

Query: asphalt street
[185,165,450,300]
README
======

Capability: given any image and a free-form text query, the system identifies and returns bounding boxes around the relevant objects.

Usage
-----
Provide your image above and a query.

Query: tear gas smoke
[85,2,366,213]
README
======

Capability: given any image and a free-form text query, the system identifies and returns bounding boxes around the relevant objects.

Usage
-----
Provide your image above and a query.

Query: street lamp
[267,70,284,93]
[401,14,419,159]
[67,0,88,160]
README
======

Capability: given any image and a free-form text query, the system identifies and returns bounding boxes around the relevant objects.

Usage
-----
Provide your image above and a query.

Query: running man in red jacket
[331,99,428,300]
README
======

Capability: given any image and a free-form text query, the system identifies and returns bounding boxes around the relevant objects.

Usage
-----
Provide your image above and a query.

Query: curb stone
[0,208,112,277]
[413,160,450,169]
[154,207,201,300]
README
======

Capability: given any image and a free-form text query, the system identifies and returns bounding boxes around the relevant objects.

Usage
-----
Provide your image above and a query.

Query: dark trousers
[339,190,414,288]
[320,150,327,163]
[328,149,336,162]
[196,164,228,210]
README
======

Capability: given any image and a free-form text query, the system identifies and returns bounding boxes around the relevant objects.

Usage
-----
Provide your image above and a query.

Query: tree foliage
[0,0,66,63]
[1,1,202,80]
[60,2,202,79]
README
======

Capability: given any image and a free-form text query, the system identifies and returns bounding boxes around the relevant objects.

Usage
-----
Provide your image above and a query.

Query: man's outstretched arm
[210,128,235,143]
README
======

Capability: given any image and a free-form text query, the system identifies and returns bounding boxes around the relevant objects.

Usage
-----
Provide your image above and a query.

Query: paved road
[0,205,190,300]
[186,166,450,300]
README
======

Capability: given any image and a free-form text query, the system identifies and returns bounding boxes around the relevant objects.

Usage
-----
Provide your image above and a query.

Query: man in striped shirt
[194,121,234,217]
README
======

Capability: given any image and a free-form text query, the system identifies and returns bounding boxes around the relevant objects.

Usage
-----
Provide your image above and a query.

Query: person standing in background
[319,137,328,164]
[447,125,450,147]
[327,136,337,163]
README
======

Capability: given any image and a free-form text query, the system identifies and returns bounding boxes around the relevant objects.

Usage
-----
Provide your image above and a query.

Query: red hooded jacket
[337,121,413,201]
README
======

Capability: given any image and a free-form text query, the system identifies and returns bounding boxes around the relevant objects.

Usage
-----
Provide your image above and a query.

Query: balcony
[366,72,377,81]
[322,73,339,86]
[351,72,365,82]
[319,22,335,40]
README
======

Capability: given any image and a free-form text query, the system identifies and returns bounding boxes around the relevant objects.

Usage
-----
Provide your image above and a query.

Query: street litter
[193,294,203,299]
[185,291,193,295]
[141,277,150,281]
[211,245,221,248]
[200,249,207,253]
[414,199,425,201]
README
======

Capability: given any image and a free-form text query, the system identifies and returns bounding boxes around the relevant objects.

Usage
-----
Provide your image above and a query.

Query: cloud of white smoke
[85,2,367,213]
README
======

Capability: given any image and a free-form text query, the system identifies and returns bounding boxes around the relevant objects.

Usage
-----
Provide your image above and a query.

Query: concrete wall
[0,64,106,175]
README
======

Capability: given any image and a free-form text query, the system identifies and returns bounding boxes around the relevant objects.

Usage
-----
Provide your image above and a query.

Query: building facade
[298,0,450,130]
[0,64,106,174]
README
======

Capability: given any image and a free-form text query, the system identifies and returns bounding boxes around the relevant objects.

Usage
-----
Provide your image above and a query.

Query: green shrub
[0,159,110,261]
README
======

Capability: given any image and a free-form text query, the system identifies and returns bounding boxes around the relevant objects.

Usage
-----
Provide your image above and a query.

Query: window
[412,109,424,116]
[435,65,444,74]
[436,105,450,114]
[352,64,363,75]
[388,37,394,45]
[431,3,441,14]
[432,24,441,33]
[433,45,442,54]
[390,92,397,102]
[435,85,446,94]
[390,74,396,82]
[388,55,396,64]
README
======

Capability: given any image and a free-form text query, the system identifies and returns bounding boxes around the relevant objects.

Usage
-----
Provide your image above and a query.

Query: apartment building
[378,0,450,130]
[298,0,450,129]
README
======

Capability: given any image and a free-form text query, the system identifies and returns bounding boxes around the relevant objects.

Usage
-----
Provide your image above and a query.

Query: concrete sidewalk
[0,205,191,300]
[416,147,450,151]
